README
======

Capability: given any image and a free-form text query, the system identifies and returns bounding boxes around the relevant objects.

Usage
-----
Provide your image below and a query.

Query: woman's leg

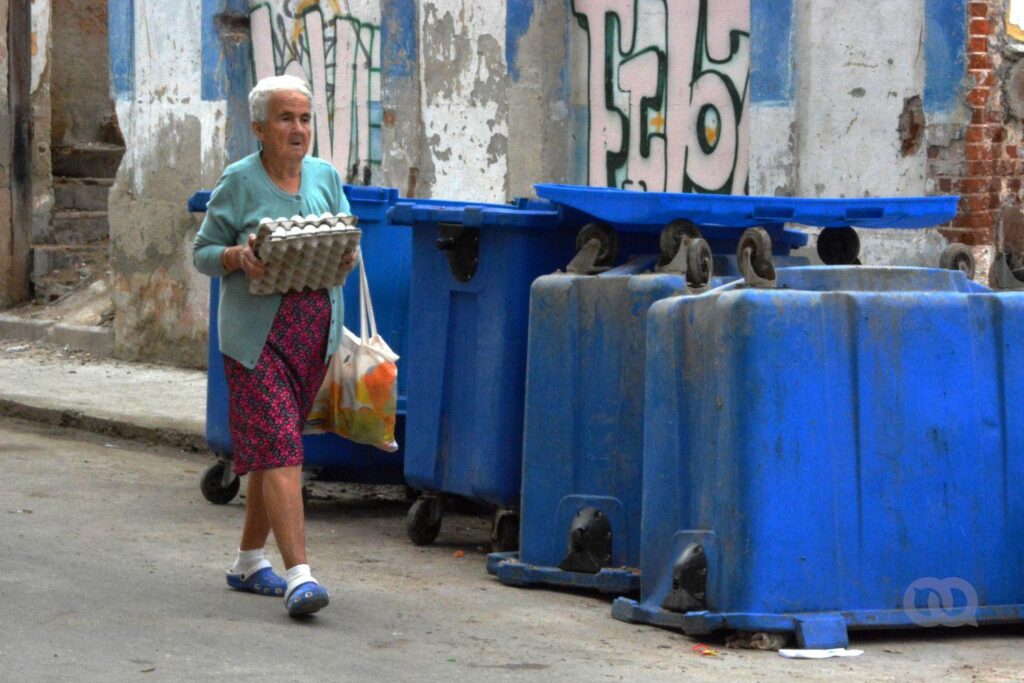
[259,464,307,569]
[239,470,272,551]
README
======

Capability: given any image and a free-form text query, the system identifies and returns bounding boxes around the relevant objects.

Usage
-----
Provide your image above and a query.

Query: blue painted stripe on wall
[382,0,417,80]
[222,0,255,161]
[506,0,534,81]
[750,0,793,105]
[201,0,224,100]
[108,0,134,99]
[925,0,967,113]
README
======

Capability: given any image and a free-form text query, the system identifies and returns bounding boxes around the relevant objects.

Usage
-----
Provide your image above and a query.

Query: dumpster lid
[534,184,959,230]
[389,199,563,230]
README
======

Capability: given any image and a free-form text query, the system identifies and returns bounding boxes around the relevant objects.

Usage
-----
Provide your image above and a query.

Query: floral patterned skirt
[223,289,331,475]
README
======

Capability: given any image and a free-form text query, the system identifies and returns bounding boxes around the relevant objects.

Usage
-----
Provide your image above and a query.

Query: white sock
[230,548,272,580]
[284,563,318,600]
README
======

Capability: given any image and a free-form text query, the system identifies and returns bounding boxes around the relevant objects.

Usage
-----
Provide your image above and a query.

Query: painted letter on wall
[250,1,382,182]
[573,0,749,194]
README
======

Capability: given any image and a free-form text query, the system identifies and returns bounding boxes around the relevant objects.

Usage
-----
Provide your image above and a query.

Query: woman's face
[252,90,312,165]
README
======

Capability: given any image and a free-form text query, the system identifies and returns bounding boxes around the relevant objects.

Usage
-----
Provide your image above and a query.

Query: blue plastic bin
[612,266,1024,648]
[486,255,809,593]
[392,198,663,549]
[191,185,409,503]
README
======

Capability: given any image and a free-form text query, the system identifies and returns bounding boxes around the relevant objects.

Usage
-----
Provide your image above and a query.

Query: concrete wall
[0,0,11,306]
[50,0,117,146]
[106,0,227,367]
[104,0,981,366]
[30,0,52,249]
[746,0,966,268]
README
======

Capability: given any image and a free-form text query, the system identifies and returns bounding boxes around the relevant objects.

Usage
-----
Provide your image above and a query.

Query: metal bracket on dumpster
[990,249,1024,290]
[558,507,613,574]
[566,222,619,275]
[566,238,608,275]
[435,223,480,282]
[737,227,777,288]
[661,543,708,613]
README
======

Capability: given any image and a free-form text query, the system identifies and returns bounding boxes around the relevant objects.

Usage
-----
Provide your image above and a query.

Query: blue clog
[286,581,330,617]
[226,566,287,596]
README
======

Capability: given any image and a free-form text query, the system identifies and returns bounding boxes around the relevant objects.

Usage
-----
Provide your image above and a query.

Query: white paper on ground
[778,648,864,659]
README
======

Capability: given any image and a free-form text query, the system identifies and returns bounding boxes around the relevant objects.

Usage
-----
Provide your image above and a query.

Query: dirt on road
[1,417,1022,682]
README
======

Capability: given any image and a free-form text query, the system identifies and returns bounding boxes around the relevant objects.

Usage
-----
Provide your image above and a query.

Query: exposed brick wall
[929,0,1023,257]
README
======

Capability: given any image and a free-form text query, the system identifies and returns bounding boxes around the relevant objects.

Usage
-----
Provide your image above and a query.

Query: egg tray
[248,212,362,296]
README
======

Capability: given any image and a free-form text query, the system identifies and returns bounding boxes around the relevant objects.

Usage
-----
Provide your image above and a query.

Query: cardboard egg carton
[248,212,362,295]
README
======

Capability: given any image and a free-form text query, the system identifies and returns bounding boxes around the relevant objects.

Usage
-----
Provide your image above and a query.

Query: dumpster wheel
[686,238,713,288]
[491,509,520,553]
[737,227,776,286]
[939,243,976,279]
[658,219,700,265]
[575,222,619,267]
[406,496,443,546]
[816,227,861,265]
[200,460,240,505]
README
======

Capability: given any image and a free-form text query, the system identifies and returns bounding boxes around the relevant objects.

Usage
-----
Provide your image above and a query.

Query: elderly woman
[193,75,354,618]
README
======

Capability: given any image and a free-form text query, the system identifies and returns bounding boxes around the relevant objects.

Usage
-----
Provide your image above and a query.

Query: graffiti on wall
[573,0,749,194]
[250,1,382,183]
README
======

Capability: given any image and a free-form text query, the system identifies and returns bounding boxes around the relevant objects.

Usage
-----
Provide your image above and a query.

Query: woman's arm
[193,174,240,277]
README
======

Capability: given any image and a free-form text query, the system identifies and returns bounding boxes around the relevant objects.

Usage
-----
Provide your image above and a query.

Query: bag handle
[358,252,379,343]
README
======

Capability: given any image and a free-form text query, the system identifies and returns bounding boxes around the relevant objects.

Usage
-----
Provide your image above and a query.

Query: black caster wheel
[406,496,443,546]
[940,243,976,279]
[658,219,701,268]
[491,510,520,553]
[575,222,619,267]
[200,461,240,505]
[686,237,713,288]
[737,227,776,282]
[817,227,861,265]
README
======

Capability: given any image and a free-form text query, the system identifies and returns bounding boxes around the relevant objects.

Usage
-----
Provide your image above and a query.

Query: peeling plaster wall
[419,0,510,203]
[379,0,422,196]
[793,1,927,198]
[50,0,117,146]
[108,1,226,367]
[30,0,52,246]
[748,0,956,268]
[507,0,571,196]
[0,0,11,305]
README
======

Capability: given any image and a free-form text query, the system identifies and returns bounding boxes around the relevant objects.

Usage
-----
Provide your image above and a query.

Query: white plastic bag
[306,256,399,452]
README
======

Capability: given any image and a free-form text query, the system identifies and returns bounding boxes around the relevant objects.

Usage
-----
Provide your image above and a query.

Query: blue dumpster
[485,254,812,593]
[611,266,1024,648]
[486,259,710,593]
[393,198,662,549]
[191,185,410,503]
[486,186,959,596]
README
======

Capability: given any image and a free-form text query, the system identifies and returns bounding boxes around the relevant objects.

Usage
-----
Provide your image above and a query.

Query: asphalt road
[1,417,1022,682]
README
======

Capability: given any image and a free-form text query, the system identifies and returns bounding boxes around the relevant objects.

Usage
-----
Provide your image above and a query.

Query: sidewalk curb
[0,398,207,452]
[0,315,114,356]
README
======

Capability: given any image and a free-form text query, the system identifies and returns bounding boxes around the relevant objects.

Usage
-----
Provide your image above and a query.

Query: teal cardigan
[193,153,351,369]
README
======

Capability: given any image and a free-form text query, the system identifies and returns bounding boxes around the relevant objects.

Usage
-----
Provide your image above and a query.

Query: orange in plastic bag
[306,257,399,452]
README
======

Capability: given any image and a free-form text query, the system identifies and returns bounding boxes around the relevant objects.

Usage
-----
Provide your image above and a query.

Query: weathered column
[2,0,31,306]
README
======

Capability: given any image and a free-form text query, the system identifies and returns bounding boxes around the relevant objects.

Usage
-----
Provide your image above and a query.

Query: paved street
[1,417,1022,682]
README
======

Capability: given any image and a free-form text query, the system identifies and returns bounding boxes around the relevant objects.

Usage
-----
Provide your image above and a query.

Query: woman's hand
[223,234,267,279]
[340,247,358,275]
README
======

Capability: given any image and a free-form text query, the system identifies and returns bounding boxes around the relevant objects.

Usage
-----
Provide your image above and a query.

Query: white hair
[248,75,312,123]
